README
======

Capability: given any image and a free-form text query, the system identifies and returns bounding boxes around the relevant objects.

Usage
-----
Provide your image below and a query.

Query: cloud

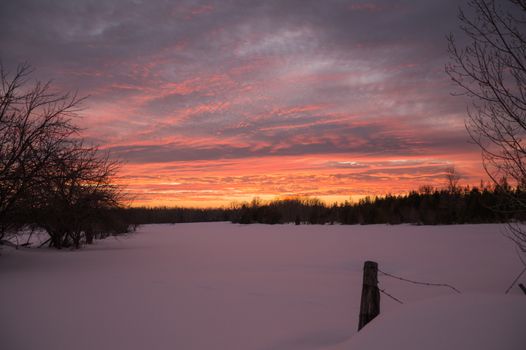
[0,0,486,206]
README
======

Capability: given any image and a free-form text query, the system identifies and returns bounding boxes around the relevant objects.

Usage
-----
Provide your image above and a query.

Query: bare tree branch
[0,62,129,247]
[447,0,526,251]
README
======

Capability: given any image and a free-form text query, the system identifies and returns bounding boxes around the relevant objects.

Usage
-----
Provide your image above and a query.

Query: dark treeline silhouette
[228,185,513,225]
[121,206,231,226]
[120,180,525,226]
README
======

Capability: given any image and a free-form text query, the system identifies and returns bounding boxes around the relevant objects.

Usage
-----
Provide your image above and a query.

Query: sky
[0,0,485,207]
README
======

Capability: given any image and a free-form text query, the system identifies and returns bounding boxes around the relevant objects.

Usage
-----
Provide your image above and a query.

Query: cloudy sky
[0,0,483,207]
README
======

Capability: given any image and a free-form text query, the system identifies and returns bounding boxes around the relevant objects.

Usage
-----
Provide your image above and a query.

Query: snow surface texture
[346,294,526,350]
[1,223,525,350]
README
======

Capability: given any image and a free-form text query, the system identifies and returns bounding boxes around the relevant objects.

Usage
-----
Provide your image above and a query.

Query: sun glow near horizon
[115,153,486,208]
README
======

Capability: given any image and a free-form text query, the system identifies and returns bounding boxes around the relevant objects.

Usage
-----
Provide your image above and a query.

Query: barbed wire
[378,268,461,294]
[505,247,526,294]
[505,267,526,294]
[515,246,526,267]
[378,287,404,304]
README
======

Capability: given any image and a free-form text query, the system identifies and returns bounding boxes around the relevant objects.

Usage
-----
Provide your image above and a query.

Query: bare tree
[0,62,129,248]
[447,0,526,251]
[34,141,125,249]
[0,63,81,241]
[445,166,461,193]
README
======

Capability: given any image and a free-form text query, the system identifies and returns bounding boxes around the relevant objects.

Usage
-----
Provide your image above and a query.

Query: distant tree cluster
[228,184,515,226]
[232,197,331,225]
[123,181,524,226]
[122,206,231,226]
[0,63,131,249]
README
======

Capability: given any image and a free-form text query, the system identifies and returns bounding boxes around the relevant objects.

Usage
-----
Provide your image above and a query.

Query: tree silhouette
[0,62,128,248]
[447,0,526,251]
[0,63,80,241]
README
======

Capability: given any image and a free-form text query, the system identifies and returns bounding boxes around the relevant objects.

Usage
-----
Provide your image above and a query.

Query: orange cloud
[112,152,486,208]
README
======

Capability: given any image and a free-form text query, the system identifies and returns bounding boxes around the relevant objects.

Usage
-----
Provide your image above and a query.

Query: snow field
[1,223,525,350]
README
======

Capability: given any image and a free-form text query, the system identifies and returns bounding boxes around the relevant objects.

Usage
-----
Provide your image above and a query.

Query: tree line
[120,180,525,226]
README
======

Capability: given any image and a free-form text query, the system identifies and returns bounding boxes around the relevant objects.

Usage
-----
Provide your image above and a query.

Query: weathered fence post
[358,260,380,331]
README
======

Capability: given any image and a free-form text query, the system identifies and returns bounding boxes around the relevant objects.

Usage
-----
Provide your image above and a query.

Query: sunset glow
[0,0,485,207]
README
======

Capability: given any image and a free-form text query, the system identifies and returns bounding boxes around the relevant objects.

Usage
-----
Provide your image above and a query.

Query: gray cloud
[0,0,474,164]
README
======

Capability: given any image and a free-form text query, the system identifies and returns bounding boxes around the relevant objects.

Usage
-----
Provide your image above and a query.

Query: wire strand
[378,268,461,294]
[379,287,404,304]
[505,266,526,294]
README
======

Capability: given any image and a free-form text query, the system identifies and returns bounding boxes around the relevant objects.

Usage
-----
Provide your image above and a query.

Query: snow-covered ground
[1,223,525,350]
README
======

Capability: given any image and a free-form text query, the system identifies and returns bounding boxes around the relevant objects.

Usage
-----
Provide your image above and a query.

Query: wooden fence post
[358,261,380,331]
